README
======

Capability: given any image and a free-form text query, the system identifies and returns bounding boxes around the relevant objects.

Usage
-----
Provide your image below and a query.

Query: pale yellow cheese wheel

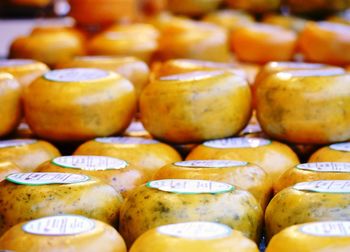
[309,142,350,162]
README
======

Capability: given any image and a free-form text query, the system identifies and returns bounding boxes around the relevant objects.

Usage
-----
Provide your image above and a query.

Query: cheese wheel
[105,23,160,40]
[119,179,262,246]
[186,137,299,186]
[130,222,259,252]
[154,160,272,209]
[309,142,350,162]
[0,139,60,172]
[265,180,350,239]
[255,69,350,144]
[0,161,21,182]
[0,73,21,137]
[74,137,182,179]
[0,172,123,235]
[0,215,126,252]
[226,0,281,13]
[266,221,350,252]
[140,71,252,144]
[167,0,223,16]
[36,155,147,197]
[24,68,136,142]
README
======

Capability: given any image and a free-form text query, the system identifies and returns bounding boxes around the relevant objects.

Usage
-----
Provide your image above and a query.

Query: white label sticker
[52,156,128,170]
[0,139,36,148]
[44,68,109,82]
[203,137,271,149]
[174,160,247,168]
[23,215,95,236]
[147,179,234,194]
[330,143,350,152]
[0,59,35,66]
[297,163,350,173]
[157,222,232,240]
[6,172,90,185]
[95,137,158,145]
[300,221,350,237]
[293,180,350,193]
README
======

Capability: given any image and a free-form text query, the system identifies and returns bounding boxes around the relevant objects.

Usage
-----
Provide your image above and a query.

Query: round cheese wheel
[186,137,299,186]
[105,23,159,40]
[36,155,147,197]
[0,73,21,137]
[0,215,126,252]
[153,160,272,209]
[266,221,350,252]
[309,142,350,162]
[140,71,252,144]
[0,139,60,172]
[167,0,223,16]
[226,0,281,13]
[119,179,262,246]
[0,172,123,235]
[24,68,136,142]
[74,137,182,179]
[130,221,259,252]
[265,180,350,239]
[0,161,21,182]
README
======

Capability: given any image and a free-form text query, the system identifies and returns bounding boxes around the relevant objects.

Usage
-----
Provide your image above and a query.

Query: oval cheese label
[147,179,234,194]
[44,68,109,82]
[0,59,35,67]
[174,160,248,168]
[300,221,350,237]
[52,156,128,170]
[297,162,350,173]
[203,137,271,149]
[293,180,350,193]
[157,222,232,240]
[0,139,36,148]
[6,172,90,185]
[95,137,158,145]
[330,143,350,152]
[23,215,95,236]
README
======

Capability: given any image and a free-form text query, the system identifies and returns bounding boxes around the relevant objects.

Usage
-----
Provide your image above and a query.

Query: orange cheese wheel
[0,161,21,182]
[309,142,350,162]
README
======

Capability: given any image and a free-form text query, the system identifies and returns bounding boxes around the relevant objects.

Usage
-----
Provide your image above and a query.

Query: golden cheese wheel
[24,68,136,142]
[309,142,350,162]
[167,0,224,16]
[0,73,21,137]
[0,139,60,172]
[265,180,350,239]
[0,172,123,235]
[0,161,21,182]
[266,221,350,252]
[119,179,262,246]
[140,71,252,144]
[0,215,126,252]
[186,137,299,186]
[153,160,272,209]
[105,23,160,40]
[130,222,259,252]
[74,137,182,179]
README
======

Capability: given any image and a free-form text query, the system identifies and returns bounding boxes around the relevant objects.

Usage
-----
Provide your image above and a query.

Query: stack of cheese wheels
[226,0,281,13]
[119,179,262,246]
[153,160,272,209]
[74,137,182,179]
[0,73,21,137]
[0,139,60,172]
[24,68,136,142]
[186,137,299,186]
[140,71,252,144]
[266,221,350,252]
[0,161,21,182]
[309,142,350,162]
[265,180,350,239]
[130,221,259,252]
[0,215,127,252]
[167,0,223,16]
[0,172,123,235]
[36,155,147,197]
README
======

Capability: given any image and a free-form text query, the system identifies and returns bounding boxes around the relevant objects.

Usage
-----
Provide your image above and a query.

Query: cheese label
[297,162,350,173]
[300,221,350,237]
[95,137,157,145]
[157,222,232,240]
[23,215,95,236]
[147,179,234,194]
[0,59,34,66]
[44,68,109,82]
[174,160,247,168]
[203,137,271,149]
[293,180,350,193]
[330,143,350,152]
[6,172,90,185]
[0,139,36,148]
[52,156,128,170]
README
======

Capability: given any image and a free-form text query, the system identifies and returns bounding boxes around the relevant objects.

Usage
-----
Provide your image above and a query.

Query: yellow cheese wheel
[24,68,136,142]
[130,222,259,252]
[153,160,272,209]
[0,161,21,182]
[0,139,60,172]
[186,137,299,186]
[309,142,350,162]
[167,0,223,16]
[119,179,262,246]
[140,71,252,144]
[0,215,126,252]
[74,137,182,179]
[0,172,123,235]
[0,73,21,137]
